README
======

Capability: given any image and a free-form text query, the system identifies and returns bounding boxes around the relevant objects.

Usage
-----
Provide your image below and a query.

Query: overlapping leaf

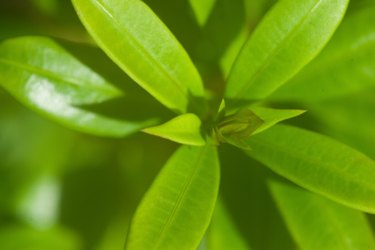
[72,0,205,114]
[246,124,375,213]
[206,199,249,250]
[250,106,305,135]
[125,145,220,250]
[309,90,375,158]
[142,113,205,146]
[225,0,349,109]
[271,6,375,102]
[0,36,158,137]
[270,181,375,250]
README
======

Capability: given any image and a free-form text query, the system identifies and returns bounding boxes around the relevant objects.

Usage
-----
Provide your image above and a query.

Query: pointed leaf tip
[142,113,206,146]
[72,0,205,113]
[125,145,220,250]
[225,0,349,108]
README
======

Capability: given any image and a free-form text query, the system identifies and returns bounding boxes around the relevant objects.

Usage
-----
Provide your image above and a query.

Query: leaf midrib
[249,135,375,202]
[232,0,324,99]
[93,0,190,102]
[153,146,207,250]
[0,58,117,97]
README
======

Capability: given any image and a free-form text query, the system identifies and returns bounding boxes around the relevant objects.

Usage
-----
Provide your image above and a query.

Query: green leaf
[246,124,375,214]
[189,0,216,26]
[214,108,263,150]
[206,198,249,250]
[0,37,122,105]
[125,145,220,250]
[142,114,205,146]
[72,0,205,114]
[0,36,158,137]
[250,106,305,135]
[220,0,275,78]
[309,90,375,158]
[225,0,349,109]
[219,144,297,250]
[220,28,249,78]
[270,6,375,103]
[269,181,375,250]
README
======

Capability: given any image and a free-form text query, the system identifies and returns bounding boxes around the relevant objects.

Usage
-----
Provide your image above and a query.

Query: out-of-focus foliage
[1,0,375,249]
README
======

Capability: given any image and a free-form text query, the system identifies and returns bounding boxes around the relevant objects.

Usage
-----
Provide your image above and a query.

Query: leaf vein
[233,0,324,99]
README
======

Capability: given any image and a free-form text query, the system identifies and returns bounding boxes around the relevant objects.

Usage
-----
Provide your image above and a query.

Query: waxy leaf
[72,0,205,114]
[250,106,305,135]
[125,145,220,250]
[206,199,249,250]
[270,181,375,250]
[0,36,157,137]
[271,6,375,102]
[246,124,375,213]
[225,0,349,108]
[0,37,121,105]
[142,113,205,146]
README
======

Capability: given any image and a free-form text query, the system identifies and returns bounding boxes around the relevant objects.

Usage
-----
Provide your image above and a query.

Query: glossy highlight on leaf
[125,145,220,250]
[72,0,205,114]
[2,0,375,249]
[225,0,349,108]
[247,124,375,214]
[0,36,157,137]
[270,181,375,250]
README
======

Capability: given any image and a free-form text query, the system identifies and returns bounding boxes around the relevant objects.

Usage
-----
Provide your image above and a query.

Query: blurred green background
[1,0,374,249]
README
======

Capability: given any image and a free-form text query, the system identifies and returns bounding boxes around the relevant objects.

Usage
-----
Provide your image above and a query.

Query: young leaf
[246,124,375,214]
[250,106,305,135]
[72,0,205,114]
[214,109,263,150]
[142,113,205,146]
[225,0,349,109]
[270,6,375,103]
[125,145,220,250]
[269,181,375,250]
[206,199,249,250]
[0,36,158,137]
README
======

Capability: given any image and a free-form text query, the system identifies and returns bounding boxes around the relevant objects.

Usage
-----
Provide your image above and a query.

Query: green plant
[1,0,375,249]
